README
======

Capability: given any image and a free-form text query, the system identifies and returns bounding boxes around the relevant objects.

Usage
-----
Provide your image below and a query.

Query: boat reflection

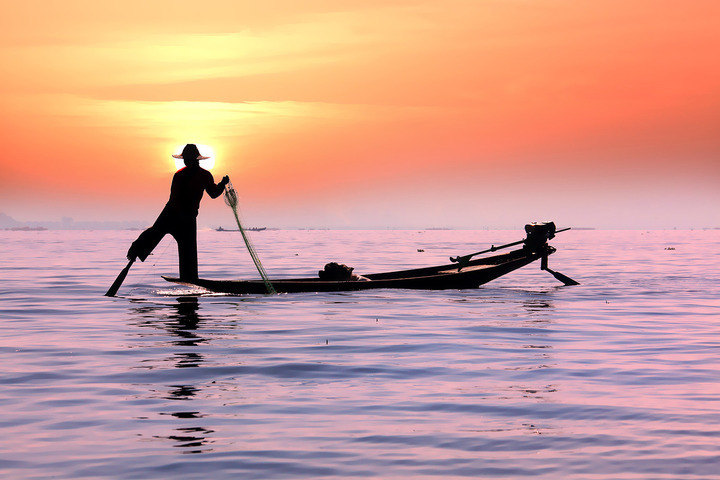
[513,289,559,407]
[519,288,556,314]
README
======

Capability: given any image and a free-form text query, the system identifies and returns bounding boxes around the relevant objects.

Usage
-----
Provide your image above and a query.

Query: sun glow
[173,143,216,171]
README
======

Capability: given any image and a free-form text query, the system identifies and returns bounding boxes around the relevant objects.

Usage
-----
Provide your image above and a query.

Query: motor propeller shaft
[541,254,579,285]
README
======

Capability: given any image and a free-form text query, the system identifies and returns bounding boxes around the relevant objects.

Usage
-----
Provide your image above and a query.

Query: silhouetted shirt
[165,166,224,216]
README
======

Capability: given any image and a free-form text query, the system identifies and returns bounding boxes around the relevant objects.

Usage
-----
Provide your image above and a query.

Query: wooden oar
[105,258,135,297]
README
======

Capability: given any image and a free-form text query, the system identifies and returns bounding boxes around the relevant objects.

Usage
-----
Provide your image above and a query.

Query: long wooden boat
[163,222,578,294]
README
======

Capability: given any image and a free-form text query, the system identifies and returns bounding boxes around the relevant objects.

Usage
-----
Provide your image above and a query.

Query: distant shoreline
[3,227,719,232]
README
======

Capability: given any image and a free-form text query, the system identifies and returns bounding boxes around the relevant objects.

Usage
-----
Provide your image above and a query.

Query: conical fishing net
[223,181,276,294]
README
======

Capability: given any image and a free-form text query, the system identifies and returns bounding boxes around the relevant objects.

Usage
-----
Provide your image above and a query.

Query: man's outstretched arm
[206,174,230,199]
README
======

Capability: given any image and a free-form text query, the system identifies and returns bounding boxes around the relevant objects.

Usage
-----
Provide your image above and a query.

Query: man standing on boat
[126,144,229,281]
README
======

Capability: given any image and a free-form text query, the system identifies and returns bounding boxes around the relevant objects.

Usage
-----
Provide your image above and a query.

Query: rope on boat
[223,181,276,294]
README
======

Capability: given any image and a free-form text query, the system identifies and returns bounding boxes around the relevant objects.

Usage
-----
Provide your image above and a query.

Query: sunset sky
[1,0,718,228]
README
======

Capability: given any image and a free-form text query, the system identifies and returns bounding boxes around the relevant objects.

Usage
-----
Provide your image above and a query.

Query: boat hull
[162,246,555,294]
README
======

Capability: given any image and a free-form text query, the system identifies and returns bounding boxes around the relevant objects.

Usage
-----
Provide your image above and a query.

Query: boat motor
[450,221,571,272]
[523,222,557,252]
[522,222,579,285]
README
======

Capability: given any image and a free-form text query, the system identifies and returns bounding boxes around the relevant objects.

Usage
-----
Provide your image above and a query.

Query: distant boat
[216,226,267,232]
[5,226,47,231]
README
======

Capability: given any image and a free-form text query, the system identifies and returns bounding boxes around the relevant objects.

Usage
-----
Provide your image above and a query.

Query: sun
[172,144,216,170]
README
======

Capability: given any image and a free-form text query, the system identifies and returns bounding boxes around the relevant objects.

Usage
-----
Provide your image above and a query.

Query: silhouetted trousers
[129,207,198,280]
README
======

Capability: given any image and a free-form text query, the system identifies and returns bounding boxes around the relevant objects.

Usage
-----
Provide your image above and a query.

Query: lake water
[1,228,719,479]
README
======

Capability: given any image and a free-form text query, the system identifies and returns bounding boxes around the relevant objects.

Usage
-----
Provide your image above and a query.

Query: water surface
[1,229,719,478]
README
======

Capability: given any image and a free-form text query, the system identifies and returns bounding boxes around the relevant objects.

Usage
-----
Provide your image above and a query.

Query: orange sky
[1,0,719,228]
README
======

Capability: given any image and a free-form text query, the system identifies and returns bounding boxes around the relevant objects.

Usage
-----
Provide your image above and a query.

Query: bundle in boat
[318,262,370,281]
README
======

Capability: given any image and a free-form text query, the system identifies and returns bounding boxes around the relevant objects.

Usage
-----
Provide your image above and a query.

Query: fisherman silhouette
[126,144,229,280]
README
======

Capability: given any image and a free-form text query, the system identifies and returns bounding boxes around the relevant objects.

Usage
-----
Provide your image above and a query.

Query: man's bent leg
[128,224,167,262]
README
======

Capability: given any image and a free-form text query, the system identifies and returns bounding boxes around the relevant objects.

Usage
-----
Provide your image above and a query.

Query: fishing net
[223,181,276,294]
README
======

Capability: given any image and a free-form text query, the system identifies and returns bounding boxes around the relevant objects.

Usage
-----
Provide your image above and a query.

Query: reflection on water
[166,384,200,400]
[133,297,214,454]
[519,287,555,312]
[164,426,216,454]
